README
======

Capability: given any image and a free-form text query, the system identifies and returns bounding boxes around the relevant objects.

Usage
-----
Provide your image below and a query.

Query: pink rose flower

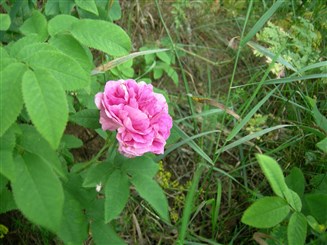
[95,79,173,158]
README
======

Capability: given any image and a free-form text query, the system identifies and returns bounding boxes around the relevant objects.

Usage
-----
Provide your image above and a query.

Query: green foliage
[316,137,327,153]
[140,45,179,86]
[0,14,11,31]
[22,70,68,149]
[19,10,48,41]
[242,155,326,244]
[11,154,64,232]
[70,109,100,129]
[1,0,326,244]
[241,196,290,228]
[18,125,67,179]
[57,190,88,243]
[91,221,126,245]
[0,63,26,137]
[70,19,131,56]
[255,16,322,76]
[75,0,99,16]
[287,212,307,245]
[0,1,171,244]
[22,49,90,91]
[104,170,130,223]
[48,15,78,36]
[285,167,306,198]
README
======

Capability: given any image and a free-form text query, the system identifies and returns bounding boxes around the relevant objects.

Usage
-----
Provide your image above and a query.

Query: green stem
[177,164,205,244]
[213,0,254,162]
[154,0,196,129]
[75,133,113,173]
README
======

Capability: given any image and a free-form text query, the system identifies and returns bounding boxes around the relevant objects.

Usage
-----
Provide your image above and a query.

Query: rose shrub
[95,79,173,157]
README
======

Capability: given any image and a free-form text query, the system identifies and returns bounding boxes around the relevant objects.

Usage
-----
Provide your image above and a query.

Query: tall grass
[146,0,326,244]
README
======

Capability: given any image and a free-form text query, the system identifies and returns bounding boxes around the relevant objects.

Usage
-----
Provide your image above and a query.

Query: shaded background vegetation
[1,0,326,244]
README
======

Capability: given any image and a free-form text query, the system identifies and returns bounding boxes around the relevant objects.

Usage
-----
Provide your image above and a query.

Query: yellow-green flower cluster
[156,161,190,223]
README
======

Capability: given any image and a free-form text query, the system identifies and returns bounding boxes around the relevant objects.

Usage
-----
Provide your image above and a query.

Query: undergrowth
[1,0,326,244]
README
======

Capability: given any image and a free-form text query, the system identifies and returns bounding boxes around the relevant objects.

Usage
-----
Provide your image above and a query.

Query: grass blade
[157,124,216,165]
[240,0,284,47]
[212,179,222,237]
[177,164,205,245]
[247,41,297,72]
[226,87,277,142]
[216,125,291,155]
[175,108,224,123]
[92,48,169,75]
[232,74,327,88]
[296,61,327,74]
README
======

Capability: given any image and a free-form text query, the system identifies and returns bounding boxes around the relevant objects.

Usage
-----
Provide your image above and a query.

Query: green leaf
[16,43,59,61]
[63,173,96,210]
[59,0,75,14]
[0,187,16,214]
[306,215,325,233]
[305,96,327,132]
[70,19,131,56]
[310,174,327,194]
[241,196,290,228]
[0,63,26,136]
[107,0,121,21]
[8,34,42,58]
[18,125,67,179]
[91,221,126,245]
[286,167,305,198]
[57,190,88,244]
[45,0,60,16]
[288,212,307,245]
[0,124,17,151]
[0,173,16,213]
[287,189,302,212]
[48,14,79,37]
[154,68,164,79]
[104,170,130,223]
[316,137,327,153]
[70,109,100,129]
[165,65,179,86]
[22,50,90,90]
[49,34,93,70]
[304,193,327,224]
[61,134,83,149]
[157,51,171,64]
[120,155,158,178]
[0,54,16,70]
[130,174,170,222]
[83,161,115,188]
[256,154,289,199]
[0,14,11,31]
[22,70,68,149]
[11,153,64,232]
[0,151,15,182]
[0,129,16,181]
[19,11,48,41]
[75,0,98,15]
[0,46,9,59]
